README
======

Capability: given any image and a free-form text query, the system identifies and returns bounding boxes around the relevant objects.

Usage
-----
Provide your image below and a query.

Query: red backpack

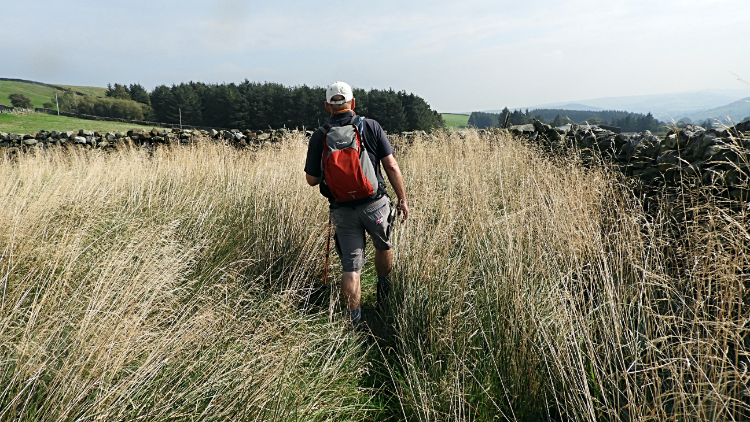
[319,115,379,202]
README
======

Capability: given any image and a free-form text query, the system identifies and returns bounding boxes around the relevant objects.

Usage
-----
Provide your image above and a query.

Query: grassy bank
[1,130,747,421]
[0,112,161,134]
[0,80,107,109]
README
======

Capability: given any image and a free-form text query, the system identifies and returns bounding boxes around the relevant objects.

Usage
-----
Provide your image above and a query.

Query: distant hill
[486,103,603,113]
[680,97,750,124]
[467,108,662,132]
[521,89,750,120]
[545,103,603,112]
[0,78,106,108]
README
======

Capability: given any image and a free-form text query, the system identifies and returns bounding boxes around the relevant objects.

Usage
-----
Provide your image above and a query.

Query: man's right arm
[306,173,321,186]
[304,132,323,187]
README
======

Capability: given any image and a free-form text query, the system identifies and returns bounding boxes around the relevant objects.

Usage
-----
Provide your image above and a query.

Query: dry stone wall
[508,120,750,202]
[0,125,429,153]
[0,127,297,153]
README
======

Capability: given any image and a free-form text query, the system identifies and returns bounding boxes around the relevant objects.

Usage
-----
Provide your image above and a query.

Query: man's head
[325,81,355,114]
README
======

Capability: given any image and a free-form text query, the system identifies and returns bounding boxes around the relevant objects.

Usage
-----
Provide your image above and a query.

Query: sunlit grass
[0,139,371,421]
[1,129,747,421]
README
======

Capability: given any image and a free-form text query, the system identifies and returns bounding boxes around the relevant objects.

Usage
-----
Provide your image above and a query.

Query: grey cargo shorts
[330,195,393,272]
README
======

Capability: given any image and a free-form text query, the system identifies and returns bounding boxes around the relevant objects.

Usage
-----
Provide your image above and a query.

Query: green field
[0,80,107,109]
[57,84,108,97]
[0,112,161,134]
[441,113,470,128]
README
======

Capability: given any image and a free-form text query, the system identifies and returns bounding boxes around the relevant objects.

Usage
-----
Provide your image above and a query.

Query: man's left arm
[381,155,409,221]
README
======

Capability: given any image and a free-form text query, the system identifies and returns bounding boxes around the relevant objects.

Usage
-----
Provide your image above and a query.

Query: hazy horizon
[3,0,749,113]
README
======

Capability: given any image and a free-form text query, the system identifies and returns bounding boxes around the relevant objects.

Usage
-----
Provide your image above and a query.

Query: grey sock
[377,276,391,301]
[349,308,361,326]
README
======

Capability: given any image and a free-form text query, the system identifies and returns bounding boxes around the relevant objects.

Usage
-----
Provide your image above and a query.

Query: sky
[2,0,749,112]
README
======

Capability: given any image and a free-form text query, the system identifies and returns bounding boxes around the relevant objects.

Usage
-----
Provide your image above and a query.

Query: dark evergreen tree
[510,109,529,125]
[610,111,660,132]
[397,91,444,131]
[143,80,440,131]
[128,83,151,105]
[171,83,202,125]
[351,88,368,118]
[150,85,175,123]
[202,84,242,128]
[366,89,407,132]
[293,84,328,129]
[550,115,573,127]
[469,112,498,128]
[105,83,132,101]
[583,117,608,126]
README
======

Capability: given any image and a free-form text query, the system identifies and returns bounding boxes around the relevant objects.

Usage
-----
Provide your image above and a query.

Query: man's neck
[331,109,352,116]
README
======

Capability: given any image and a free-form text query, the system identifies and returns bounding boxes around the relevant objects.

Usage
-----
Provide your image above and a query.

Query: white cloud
[3,0,749,111]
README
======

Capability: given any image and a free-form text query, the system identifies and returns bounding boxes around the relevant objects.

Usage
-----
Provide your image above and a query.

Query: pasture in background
[441,113,470,128]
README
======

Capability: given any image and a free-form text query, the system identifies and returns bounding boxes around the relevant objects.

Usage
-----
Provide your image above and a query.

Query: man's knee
[341,271,360,294]
[341,271,360,284]
[341,271,361,310]
[374,249,392,276]
[375,248,392,259]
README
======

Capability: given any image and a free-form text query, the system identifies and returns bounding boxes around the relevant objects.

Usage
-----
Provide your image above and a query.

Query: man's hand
[396,198,409,222]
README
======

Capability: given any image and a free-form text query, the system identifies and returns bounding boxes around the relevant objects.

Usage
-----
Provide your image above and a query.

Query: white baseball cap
[326,81,354,105]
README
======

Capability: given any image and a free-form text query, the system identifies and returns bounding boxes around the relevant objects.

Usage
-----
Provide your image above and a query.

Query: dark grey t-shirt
[305,111,394,205]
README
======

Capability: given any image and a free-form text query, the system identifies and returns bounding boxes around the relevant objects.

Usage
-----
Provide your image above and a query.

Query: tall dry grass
[0,129,747,421]
[386,129,748,421]
[0,139,371,421]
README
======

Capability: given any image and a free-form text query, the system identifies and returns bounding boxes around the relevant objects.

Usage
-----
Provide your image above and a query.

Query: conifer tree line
[469,107,664,132]
[45,81,444,133]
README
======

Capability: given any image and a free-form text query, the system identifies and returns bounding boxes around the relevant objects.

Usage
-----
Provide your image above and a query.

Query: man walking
[305,81,409,328]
